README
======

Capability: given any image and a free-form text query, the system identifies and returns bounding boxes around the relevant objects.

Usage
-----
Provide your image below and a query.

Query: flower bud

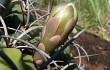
[33,3,78,65]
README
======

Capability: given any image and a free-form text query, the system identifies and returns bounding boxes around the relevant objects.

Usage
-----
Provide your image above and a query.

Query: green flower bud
[33,3,78,65]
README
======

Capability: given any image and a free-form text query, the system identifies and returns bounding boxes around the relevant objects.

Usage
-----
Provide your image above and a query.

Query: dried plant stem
[12,26,43,46]
[0,16,9,47]
[29,13,49,27]
[25,0,30,27]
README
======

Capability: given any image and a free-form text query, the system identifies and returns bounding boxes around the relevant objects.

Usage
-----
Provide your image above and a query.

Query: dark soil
[72,32,110,70]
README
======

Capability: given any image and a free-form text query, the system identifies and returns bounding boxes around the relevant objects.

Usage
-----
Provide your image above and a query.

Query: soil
[72,32,110,70]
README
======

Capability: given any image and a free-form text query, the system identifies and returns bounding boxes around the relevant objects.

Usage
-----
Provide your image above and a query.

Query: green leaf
[0,48,37,70]
[23,54,36,70]
[0,48,24,70]
[72,28,77,34]
[64,46,71,58]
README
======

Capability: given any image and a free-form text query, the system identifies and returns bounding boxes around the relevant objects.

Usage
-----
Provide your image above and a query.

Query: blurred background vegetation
[37,0,110,41]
